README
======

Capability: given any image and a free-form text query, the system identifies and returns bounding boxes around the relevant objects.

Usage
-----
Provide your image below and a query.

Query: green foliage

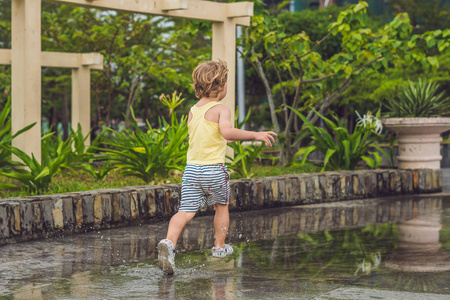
[241,1,450,165]
[226,109,277,179]
[383,79,450,117]
[289,107,389,171]
[0,133,73,193]
[387,0,450,34]
[97,108,188,183]
[0,97,35,168]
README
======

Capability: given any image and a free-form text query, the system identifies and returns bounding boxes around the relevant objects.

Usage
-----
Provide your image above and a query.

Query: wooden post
[72,66,91,145]
[11,0,42,161]
[212,19,236,158]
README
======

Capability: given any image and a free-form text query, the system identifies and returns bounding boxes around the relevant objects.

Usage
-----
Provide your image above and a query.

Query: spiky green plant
[384,79,450,117]
[97,107,188,183]
[0,133,73,193]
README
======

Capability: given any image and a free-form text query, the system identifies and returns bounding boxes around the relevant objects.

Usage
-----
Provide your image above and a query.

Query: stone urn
[382,117,450,169]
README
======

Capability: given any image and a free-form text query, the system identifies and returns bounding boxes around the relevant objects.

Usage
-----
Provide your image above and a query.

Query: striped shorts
[179,164,230,213]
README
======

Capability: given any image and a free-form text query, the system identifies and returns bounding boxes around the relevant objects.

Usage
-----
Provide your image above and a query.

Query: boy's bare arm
[218,106,277,146]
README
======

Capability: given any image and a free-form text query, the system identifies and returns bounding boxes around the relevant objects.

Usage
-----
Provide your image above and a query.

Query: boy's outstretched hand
[255,131,277,147]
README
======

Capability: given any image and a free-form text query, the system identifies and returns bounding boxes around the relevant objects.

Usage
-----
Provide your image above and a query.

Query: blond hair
[192,60,228,99]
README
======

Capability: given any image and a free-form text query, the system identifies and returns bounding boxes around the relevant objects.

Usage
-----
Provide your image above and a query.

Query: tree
[240,1,449,165]
[387,0,450,34]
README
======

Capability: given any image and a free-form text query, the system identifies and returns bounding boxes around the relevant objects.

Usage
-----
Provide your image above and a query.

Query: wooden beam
[160,0,188,11]
[44,0,253,24]
[0,49,103,70]
[226,2,253,18]
[0,49,11,65]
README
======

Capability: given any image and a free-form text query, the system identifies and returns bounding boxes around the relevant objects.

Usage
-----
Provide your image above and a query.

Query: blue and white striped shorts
[179,164,230,212]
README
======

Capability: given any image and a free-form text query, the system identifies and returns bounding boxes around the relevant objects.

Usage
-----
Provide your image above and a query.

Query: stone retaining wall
[0,168,442,245]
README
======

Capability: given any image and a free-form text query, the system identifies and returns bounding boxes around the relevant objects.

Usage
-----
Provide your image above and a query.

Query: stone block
[119,192,131,221]
[412,170,419,192]
[0,204,9,238]
[271,180,278,203]
[40,199,54,231]
[52,198,64,230]
[389,171,402,193]
[424,169,432,192]
[8,202,20,236]
[154,188,166,217]
[319,175,327,201]
[83,194,95,226]
[93,194,103,225]
[364,172,377,198]
[305,176,315,204]
[248,181,258,207]
[61,197,75,230]
[263,180,273,207]
[20,200,32,236]
[111,193,122,223]
[436,169,443,190]
[401,170,413,193]
[129,191,138,220]
[234,181,249,209]
[277,179,286,204]
[255,181,265,207]
[137,189,149,220]
[312,175,321,202]
[101,193,112,224]
[377,171,389,195]
[170,186,180,214]
[298,176,307,203]
[345,173,353,199]
[291,177,300,204]
[31,201,42,235]
[147,189,156,217]
[283,178,293,204]
[325,173,340,201]
[417,170,426,192]
[73,195,84,227]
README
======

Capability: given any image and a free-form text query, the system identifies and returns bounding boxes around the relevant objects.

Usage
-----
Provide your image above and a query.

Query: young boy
[157,60,276,275]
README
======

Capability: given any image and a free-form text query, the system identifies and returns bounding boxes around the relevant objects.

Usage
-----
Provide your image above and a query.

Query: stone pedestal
[383,118,450,169]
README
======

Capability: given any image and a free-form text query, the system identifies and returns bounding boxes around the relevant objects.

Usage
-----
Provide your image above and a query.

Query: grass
[0,163,320,199]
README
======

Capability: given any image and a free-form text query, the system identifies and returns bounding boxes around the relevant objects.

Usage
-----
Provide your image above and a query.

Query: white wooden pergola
[2,0,253,162]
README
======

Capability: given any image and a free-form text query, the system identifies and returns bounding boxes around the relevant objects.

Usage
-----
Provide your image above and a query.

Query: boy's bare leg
[214,204,229,248]
[166,211,196,248]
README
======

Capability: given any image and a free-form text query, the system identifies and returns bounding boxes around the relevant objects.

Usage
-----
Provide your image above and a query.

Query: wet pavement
[1,173,450,299]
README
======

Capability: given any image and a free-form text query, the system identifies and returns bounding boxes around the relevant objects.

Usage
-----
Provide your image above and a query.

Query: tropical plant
[0,133,73,193]
[69,125,114,180]
[97,107,188,183]
[383,79,450,117]
[289,107,389,171]
[226,109,277,178]
[0,97,35,168]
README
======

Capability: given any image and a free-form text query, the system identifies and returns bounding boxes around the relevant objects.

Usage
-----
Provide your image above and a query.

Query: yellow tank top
[186,101,227,165]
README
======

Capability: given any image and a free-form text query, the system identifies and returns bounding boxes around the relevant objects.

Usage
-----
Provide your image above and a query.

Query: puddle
[0,195,449,299]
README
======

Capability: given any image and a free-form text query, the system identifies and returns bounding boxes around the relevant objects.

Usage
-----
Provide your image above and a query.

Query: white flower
[356,111,383,134]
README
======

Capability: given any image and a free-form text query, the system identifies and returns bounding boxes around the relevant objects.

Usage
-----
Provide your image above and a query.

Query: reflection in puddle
[0,195,449,299]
